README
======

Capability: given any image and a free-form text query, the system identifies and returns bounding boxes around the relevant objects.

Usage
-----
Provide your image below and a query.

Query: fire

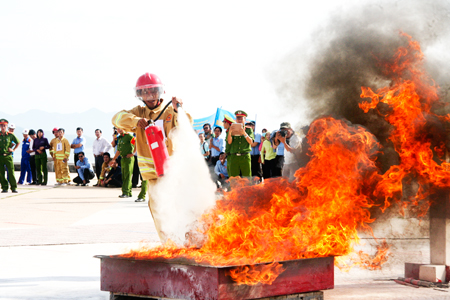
[121,33,448,285]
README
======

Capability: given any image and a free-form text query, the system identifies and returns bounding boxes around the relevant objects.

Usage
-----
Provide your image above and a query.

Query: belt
[231,152,250,156]
[1,153,11,156]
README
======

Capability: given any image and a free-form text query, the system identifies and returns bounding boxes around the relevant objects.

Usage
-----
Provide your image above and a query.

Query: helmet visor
[136,86,164,101]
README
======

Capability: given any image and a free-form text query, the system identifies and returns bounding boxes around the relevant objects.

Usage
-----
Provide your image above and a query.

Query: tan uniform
[50,137,71,183]
[112,101,191,241]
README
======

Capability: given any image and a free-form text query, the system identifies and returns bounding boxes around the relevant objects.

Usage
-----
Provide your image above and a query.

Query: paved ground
[0,171,449,299]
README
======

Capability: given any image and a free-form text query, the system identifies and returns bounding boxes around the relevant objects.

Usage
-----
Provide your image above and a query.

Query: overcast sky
[1,0,372,131]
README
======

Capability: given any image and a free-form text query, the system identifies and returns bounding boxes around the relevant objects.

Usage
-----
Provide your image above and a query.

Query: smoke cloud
[273,0,450,172]
[150,108,217,245]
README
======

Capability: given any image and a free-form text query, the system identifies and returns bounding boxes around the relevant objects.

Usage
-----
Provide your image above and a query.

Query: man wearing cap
[56,128,71,185]
[276,122,302,181]
[247,121,262,182]
[226,110,254,178]
[0,119,19,193]
[18,129,32,185]
[27,130,38,185]
[49,128,62,185]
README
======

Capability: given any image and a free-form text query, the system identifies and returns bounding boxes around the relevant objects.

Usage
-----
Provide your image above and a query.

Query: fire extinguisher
[144,100,179,177]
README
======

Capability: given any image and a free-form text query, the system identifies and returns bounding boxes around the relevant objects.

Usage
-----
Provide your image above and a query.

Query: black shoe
[135,198,145,202]
[93,183,99,187]
[1,190,7,193]
[11,190,18,193]
[41,183,47,186]
[76,183,81,186]
[30,182,37,185]
[81,183,88,186]
[132,185,137,188]
[119,194,130,198]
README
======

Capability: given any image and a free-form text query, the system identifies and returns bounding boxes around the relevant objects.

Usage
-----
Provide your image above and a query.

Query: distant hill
[0,108,118,162]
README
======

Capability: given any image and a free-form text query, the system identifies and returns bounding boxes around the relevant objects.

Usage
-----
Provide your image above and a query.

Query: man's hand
[137,118,149,129]
[39,146,44,150]
[219,173,225,179]
[36,149,42,154]
[75,166,80,170]
[26,150,33,154]
[63,158,68,163]
[109,159,115,166]
[8,148,13,153]
[172,97,183,109]
[277,132,286,144]
[126,154,134,158]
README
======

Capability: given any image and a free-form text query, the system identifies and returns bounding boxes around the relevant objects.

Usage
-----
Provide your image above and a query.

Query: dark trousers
[29,156,37,184]
[107,174,123,187]
[19,158,32,184]
[94,155,104,180]
[132,156,139,187]
[251,155,262,180]
[211,156,220,167]
[74,153,80,166]
[273,155,284,177]
[73,168,95,184]
[262,159,275,179]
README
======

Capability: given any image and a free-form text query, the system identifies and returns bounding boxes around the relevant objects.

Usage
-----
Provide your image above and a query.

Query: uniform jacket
[21,137,32,159]
[112,101,191,181]
[50,137,71,160]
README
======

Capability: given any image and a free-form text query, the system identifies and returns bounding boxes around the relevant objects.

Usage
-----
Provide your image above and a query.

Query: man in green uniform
[226,111,254,177]
[110,128,135,198]
[0,119,19,193]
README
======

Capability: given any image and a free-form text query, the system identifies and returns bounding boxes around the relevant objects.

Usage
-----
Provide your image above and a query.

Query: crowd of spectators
[1,122,147,202]
[199,112,305,192]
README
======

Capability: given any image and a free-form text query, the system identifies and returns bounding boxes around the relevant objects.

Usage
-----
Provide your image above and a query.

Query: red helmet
[135,73,164,101]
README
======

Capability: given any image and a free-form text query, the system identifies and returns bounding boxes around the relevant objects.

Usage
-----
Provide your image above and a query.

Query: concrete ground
[0,171,449,299]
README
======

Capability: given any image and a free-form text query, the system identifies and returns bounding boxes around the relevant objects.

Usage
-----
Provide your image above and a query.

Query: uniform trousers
[251,154,262,180]
[146,178,165,242]
[121,156,134,196]
[18,157,32,184]
[227,153,251,177]
[0,155,17,191]
[55,159,70,183]
[138,180,148,199]
[53,156,61,183]
[35,152,48,185]
[29,156,38,184]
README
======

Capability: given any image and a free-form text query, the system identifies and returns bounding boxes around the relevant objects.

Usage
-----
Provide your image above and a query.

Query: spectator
[227,110,254,178]
[277,122,301,181]
[203,123,214,146]
[110,128,135,198]
[214,152,229,191]
[199,133,210,162]
[297,125,311,168]
[247,121,262,181]
[93,129,113,186]
[262,128,267,134]
[57,128,71,185]
[73,152,95,186]
[209,127,223,166]
[27,129,38,185]
[271,131,285,177]
[260,131,277,179]
[33,129,50,185]
[18,129,32,185]
[102,159,122,187]
[98,152,112,187]
[71,127,85,166]
[0,119,19,193]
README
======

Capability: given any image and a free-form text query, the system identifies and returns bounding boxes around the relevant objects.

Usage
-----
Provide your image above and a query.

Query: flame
[121,33,449,285]
[359,32,450,215]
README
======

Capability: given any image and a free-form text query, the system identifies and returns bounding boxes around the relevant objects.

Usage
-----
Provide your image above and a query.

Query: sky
[0,0,357,132]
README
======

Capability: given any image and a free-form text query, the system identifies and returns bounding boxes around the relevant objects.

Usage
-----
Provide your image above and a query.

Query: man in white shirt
[276,122,301,182]
[92,129,112,186]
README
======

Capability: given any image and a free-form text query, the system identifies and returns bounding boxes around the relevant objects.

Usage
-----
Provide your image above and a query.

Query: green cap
[0,119,8,125]
[223,115,235,125]
[280,122,291,129]
[235,110,248,117]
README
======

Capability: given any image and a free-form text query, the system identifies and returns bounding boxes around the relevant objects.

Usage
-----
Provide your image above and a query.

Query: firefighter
[0,119,19,193]
[49,128,62,185]
[58,128,71,185]
[227,110,254,177]
[111,72,191,241]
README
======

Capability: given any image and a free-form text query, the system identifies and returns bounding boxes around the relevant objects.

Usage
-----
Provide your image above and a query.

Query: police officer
[111,128,135,198]
[226,111,254,177]
[0,119,19,193]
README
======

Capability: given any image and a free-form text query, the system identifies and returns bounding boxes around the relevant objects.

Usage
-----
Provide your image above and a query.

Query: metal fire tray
[95,255,334,300]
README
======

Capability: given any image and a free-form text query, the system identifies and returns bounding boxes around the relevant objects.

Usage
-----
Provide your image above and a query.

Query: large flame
[122,33,449,285]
